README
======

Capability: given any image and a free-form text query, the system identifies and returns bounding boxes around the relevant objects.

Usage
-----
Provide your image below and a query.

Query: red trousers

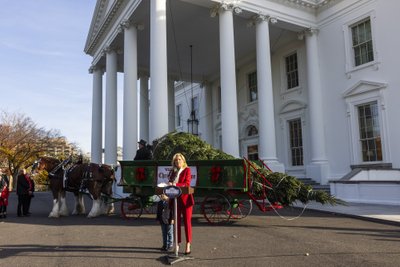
[176,200,193,244]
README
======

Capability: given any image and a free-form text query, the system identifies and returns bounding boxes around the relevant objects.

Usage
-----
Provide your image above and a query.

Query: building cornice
[84,0,125,55]
[238,0,343,13]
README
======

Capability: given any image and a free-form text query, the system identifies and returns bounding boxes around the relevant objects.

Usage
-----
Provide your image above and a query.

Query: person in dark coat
[16,169,32,217]
[26,175,35,215]
[134,139,152,160]
[156,194,174,251]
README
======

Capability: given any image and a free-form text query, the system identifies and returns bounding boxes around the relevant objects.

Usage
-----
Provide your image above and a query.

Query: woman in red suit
[168,153,194,255]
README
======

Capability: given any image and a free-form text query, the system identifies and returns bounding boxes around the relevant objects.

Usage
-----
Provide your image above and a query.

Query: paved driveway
[1,192,399,267]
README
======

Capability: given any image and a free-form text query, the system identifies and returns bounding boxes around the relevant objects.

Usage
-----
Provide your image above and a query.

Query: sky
[0,0,101,153]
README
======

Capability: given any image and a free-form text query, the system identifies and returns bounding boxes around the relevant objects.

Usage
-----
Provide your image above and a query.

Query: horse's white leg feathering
[87,199,101,218]
[78,194,86,214]
[107,202,115,215]
[72,194,86,215]
[49,198,60,218]
[59,196,69,216]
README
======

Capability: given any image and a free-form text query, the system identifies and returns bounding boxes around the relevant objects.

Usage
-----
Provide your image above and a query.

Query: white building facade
[84,0,400,204]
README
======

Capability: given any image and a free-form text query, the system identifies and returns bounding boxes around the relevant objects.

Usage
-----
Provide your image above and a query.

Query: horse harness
[69,163,115,195]
[48,157,72,179]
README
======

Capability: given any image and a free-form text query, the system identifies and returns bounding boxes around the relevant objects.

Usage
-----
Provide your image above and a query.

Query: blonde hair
[171,153,187,169]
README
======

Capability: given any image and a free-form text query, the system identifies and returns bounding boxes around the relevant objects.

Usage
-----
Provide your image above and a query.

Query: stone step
[297,178,331,194]
[297,178,318,185]
[312,184,331,194]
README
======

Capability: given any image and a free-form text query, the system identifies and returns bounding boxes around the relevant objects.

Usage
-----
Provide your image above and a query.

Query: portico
[84,0,329,181]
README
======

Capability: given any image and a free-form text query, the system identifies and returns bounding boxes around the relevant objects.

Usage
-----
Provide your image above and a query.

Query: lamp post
[187,45,199,135]
[187,110,199,135]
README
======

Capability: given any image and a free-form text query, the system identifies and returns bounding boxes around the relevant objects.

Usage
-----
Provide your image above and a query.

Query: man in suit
[134,139,152,160]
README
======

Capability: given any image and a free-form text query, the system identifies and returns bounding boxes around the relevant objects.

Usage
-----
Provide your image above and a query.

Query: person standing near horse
[134,139,152,160]
[16,169,32,217]
[168,153,194,255]
[0,170,10,218]
[26,174,35,215]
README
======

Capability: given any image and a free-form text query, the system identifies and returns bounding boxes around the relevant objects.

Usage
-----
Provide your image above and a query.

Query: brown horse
[33,157,116,218]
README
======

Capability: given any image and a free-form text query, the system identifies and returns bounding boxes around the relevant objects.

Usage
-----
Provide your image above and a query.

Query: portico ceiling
[86,0,310,83]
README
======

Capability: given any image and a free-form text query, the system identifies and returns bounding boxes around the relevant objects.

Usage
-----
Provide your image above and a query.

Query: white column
[168,78,175,132]
[149,0,169,141]
[219,6,240,158]
[90,67,103,164]
[139,75,149,142]
[256,16,284,172]
[305,29,329,184]
[122,22,138,160]
[104,48,118,165]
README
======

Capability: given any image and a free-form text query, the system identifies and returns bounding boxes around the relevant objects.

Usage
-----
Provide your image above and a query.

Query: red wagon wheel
[228,199,253,220]
[201,193,231,225]
[120,196,143,220]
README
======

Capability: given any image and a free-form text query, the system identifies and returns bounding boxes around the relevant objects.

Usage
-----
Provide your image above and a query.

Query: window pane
[351,18,374,66]
[248,72,257,102]
[358,101,382,162]
[285,53,299,89]
[247,125,258,136]
[289,118,303,166]
[247,145,258,161]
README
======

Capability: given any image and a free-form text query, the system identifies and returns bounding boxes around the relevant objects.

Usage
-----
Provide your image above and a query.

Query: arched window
[247,125,258,136]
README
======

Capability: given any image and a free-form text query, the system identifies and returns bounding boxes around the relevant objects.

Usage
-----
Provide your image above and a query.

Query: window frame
[357,101,382,162]
[343,81,389,165]
[351,18,374,67]
[288,118,304,167]
[247,71,258,103]
[285,52,299,90]
[280,49,303,94]
[343,11,380,76]
[279,101,307,171]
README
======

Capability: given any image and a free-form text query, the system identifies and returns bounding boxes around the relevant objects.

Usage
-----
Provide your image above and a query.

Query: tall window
[247,125,258,160]
[247,145,258,161]
[358,101,382,161]
[176,104,182,127]
[285,52,299,89]
[289,118,303,166]
[351,18,374,66]
[248,71,257,102]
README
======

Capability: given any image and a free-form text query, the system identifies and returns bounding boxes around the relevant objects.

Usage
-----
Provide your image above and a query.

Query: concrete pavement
[294,201,400,225]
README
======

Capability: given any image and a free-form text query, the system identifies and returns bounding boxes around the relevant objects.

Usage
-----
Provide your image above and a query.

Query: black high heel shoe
[184,244,191,255]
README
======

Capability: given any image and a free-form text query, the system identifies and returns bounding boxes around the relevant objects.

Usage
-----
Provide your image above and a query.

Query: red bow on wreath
[135,167,146,182]
[210,166,222,184]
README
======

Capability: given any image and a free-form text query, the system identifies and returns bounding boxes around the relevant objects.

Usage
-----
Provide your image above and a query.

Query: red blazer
[169,167,194,208]
[0,185,9,206]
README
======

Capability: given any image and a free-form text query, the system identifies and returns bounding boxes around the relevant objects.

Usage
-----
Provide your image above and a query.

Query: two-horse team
[32,157,116,218]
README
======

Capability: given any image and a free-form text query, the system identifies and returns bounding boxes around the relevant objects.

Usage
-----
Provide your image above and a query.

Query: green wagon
[118,158,282,224]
